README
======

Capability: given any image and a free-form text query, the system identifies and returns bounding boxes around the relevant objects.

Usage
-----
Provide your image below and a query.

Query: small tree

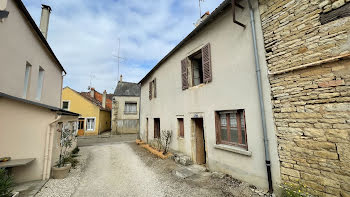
[0,168,14,197]
[161,130,172,155]
[56,123,74,167]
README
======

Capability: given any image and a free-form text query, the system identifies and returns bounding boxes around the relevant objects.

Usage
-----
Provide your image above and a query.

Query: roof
[138,0,231,84]
[114,81,140,97]
[0,92,79,116]
[79,92,111,111]
[13,0,66,74]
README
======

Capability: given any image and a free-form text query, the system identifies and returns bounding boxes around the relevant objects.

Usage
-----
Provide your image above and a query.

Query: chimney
[39,4,51,39]
[90,88,95,98]
[102,90,107,108]
[0,0,7,10]
[119,75,123,82]
[195,11,210,27]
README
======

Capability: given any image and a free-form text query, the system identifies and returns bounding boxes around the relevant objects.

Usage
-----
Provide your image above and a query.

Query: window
[149,78,157,100]
[125,102,137,114]
[182,43,212,90]
[154,118,160,138]
[215,110,247,149]
[178,118,184,138]
[190,51,203,86]
[62,101,70,110]
[23,63,32,98]
[86,118,95,131]
[36,67,45,100]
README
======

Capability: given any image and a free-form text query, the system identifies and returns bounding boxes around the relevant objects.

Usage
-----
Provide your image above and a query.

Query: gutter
[247,0,273,193]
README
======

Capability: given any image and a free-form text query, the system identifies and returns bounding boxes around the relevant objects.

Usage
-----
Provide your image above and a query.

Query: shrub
[0,168,14,197]
[281,183,309,197]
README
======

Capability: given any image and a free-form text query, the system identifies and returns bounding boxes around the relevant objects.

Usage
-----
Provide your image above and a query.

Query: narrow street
[68,142,259,197]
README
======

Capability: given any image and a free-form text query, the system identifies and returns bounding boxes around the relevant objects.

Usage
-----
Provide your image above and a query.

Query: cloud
[23,0,223,93]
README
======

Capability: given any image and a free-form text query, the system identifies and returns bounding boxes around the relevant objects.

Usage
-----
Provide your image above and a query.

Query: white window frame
[62,100,70,110]
[86,117,96,131]
[124,102,137,114]
[23,63,32,98]
[36,67,45,100]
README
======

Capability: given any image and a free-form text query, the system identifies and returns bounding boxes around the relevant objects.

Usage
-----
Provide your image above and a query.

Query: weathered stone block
[314,150,338,160]
[281,167,300,177]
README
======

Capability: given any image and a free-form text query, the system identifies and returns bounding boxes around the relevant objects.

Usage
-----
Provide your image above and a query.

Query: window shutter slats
[149,81,152,100]
[202,43,212,83]
[181,58,189,90]
[153,78,157,98]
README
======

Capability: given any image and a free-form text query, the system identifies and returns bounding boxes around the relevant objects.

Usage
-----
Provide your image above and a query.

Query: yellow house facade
[62,87,111,136]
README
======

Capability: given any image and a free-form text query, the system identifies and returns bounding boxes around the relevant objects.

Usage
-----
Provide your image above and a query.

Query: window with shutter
[181,58,189,90]
[149,81,152,100]
[153,78,157,98]
[202,43,212,83]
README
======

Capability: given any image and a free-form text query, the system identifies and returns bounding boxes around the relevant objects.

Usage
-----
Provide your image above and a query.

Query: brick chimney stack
[102,90,107,108]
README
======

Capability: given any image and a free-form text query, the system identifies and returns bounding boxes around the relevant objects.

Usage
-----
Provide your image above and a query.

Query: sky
[23,0,223,93]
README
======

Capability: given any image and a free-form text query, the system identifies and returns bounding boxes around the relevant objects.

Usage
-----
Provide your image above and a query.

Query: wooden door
[78,118,85,136]
[195,118,206,164]
[154,118,160,138]
[146,118,149,143]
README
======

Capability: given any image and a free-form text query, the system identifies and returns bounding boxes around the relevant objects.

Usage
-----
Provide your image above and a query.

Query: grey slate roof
[114,81,140,97]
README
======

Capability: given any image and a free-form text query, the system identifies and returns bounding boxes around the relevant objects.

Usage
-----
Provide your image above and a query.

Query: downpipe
[43,115,62,180]
[247,0,273,194]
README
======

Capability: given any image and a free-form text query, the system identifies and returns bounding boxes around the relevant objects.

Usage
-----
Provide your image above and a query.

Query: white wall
[0,0,63,107]
[140,1,280,190]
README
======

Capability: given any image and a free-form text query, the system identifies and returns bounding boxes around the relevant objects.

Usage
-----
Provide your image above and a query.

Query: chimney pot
[39,4,51,39]
[119,75,123,82]
[102,90,107,108]
[90,88,95,98]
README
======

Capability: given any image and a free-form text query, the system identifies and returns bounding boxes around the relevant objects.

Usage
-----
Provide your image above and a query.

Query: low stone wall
[319,0,350,13]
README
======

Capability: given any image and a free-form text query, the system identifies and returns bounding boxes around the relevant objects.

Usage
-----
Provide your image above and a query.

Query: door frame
[191,117,207,165]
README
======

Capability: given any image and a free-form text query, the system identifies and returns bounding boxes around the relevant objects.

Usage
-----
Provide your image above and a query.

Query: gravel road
[37,142,263,197]
[72,143,164,197]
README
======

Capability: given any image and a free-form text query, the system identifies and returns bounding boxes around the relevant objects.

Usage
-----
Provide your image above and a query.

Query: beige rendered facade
[112,81,140,134]
[0,0,78,183]
[139,0,280,190]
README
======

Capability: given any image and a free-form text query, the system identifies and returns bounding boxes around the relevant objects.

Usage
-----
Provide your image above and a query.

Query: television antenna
[89,73,95,89]
[198,0,205,18]
[112,38,126,82]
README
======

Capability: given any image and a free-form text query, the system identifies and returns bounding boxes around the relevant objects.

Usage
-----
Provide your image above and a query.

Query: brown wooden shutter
[202,43,212,83]
[149,81,152,100]
[181,58,189,90]
[153,79,157,98]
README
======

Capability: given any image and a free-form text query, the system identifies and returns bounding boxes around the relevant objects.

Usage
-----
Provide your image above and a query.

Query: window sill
[124,112,137,115]
[214,144,252,157]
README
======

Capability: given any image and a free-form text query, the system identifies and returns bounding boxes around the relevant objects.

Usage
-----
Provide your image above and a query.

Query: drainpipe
[138,84,141,140]
[247,0,273,193]
[43,115,62,180]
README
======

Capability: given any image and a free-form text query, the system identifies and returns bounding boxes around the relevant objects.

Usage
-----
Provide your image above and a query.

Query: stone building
[112,76,140,134]
[258,0,350,196]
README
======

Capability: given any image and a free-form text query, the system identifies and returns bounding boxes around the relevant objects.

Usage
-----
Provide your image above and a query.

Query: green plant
[71,147,80,155]
[56,125,74,168]
[281,183,309,197]
[0,168,14,197]
[63,156,79,168]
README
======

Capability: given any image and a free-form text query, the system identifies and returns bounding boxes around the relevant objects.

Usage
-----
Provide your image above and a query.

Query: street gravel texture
[37,142,264,197]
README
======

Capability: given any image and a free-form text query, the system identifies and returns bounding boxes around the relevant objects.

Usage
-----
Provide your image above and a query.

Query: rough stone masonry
[258,0,350,196]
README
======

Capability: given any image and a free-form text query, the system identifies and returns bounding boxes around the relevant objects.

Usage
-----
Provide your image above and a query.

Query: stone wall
[258,0,350,196]
[319,0,350,13]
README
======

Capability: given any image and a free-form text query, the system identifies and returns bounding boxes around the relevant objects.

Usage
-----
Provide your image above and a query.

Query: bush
[0,168,14,197]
